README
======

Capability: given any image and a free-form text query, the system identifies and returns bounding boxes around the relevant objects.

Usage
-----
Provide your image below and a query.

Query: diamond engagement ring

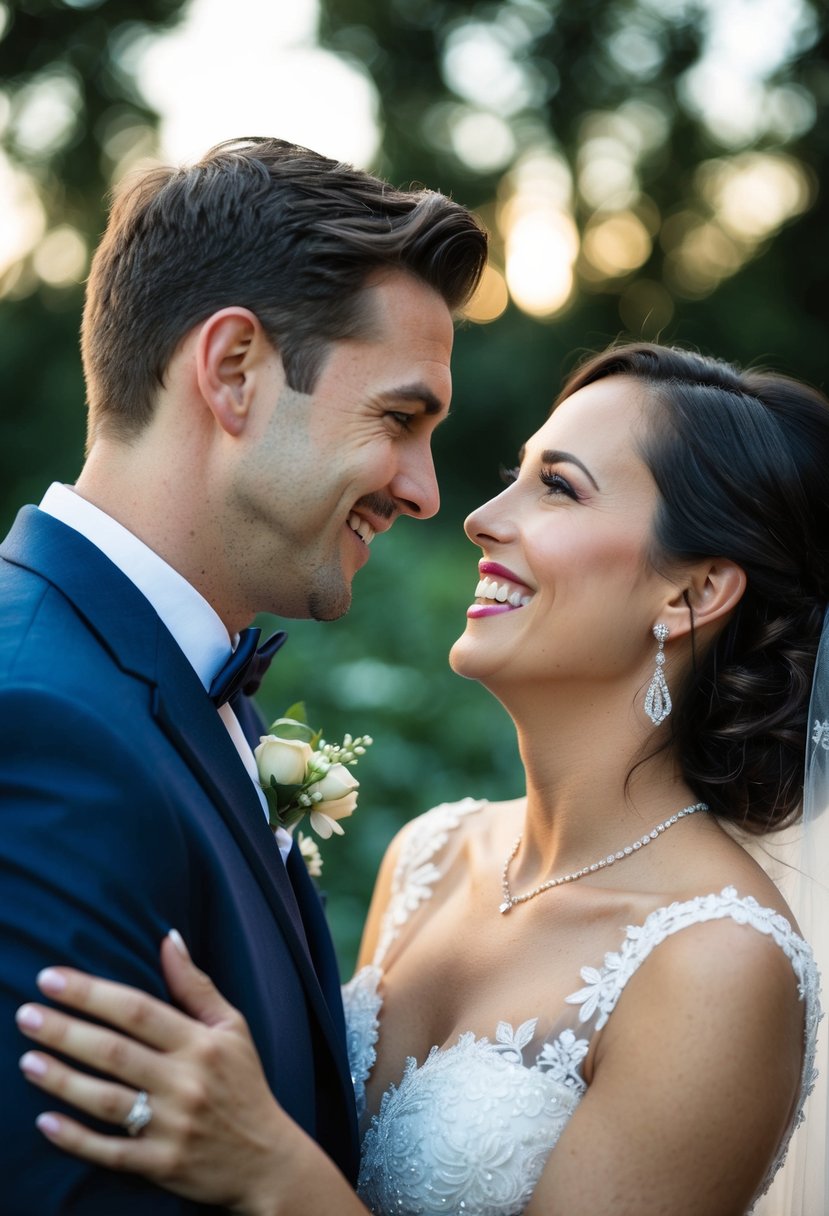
[122,1089,153,1137]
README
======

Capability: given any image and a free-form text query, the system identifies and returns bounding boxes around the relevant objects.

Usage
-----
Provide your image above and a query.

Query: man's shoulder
[0,552,101,683]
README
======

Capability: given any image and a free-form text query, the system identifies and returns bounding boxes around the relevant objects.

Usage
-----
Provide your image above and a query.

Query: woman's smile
[468,559,534,617]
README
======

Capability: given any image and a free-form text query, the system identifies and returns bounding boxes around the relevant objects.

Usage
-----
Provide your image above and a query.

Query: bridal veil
[752,610,828,1214]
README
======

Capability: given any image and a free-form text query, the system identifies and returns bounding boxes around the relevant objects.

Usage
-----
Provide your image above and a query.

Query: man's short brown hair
[81,137,487,442]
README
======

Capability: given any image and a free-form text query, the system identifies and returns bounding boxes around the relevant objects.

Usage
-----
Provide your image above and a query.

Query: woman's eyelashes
[499,463,580,499]
[540,468,578,499]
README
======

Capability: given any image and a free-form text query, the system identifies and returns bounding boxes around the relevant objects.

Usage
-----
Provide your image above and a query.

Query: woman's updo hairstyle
[556,342,829,833]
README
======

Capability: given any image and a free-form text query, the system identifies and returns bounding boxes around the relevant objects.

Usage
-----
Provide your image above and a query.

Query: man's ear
[660,558,747,640]
[194,308,271,436]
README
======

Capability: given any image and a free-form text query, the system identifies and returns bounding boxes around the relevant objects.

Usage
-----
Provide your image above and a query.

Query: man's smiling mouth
[347,512,376,545]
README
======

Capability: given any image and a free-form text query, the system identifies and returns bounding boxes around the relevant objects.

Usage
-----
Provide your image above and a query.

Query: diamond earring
[644,624,671,725]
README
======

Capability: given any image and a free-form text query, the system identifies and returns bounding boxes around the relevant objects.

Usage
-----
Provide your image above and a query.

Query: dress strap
[371,798,487,969]
[563,885,821,1205]
[565,885,818,1032]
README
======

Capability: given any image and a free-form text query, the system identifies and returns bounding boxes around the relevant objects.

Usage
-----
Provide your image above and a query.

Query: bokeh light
[32,226,87,288]
[134,0,380,167]
[499,151,579,317]
[464,264,510,324]
[582,212,652,278]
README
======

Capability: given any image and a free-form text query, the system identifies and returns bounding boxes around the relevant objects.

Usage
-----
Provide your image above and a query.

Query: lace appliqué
[344,810,822,1216]
[371,798,486,969]
[344,799,487,1125]
[357,1018,587,1216]
[564,885,822,1207]
[343,965,383,1123]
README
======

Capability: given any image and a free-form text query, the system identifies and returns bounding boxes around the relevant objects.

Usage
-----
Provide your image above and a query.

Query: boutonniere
[254,702,372,873]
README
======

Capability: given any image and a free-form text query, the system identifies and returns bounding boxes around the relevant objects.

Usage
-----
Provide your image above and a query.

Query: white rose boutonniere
[254,702,372,873]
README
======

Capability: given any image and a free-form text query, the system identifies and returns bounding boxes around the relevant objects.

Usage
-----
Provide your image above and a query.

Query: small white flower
[254,735,313,787]
[296,831,323,878]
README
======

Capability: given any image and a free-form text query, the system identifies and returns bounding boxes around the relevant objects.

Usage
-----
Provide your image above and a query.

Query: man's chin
[308,584,352,622]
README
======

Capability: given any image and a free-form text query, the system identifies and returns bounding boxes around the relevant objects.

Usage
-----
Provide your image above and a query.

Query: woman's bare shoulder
[670,816,803,928]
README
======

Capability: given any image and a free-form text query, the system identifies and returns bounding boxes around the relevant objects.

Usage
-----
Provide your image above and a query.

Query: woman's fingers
[33,961,200,1050]
[160,931,242,1030]
[20,1049,139,1129]
[33,1109,161,1176]
[16,1001,167,1092]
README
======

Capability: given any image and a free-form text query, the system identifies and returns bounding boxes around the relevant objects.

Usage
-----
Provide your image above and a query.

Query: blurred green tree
[319,0,829,521]
[0,0,188,529]
[311,0,829,967]
[2,0,827,969]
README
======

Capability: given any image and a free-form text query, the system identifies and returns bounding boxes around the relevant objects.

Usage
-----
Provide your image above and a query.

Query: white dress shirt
[39,483,292,862]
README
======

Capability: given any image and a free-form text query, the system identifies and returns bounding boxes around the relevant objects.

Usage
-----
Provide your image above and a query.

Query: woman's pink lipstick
[478,560,531,590]
[467,602,515,619]
[468,561,533,618]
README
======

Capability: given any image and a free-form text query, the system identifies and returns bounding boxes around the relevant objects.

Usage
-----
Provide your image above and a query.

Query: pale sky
[135,0,380,167]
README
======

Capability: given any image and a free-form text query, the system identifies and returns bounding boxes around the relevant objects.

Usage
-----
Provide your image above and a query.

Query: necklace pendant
[499,900,512,914]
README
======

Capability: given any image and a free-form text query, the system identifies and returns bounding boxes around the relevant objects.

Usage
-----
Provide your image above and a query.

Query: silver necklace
[499,802,708,914]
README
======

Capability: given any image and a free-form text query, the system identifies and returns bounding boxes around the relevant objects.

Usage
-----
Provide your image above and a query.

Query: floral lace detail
[342,809,823,1216]
[342,965,383,1123]
[357,1023,585,1216]
[371,798,486,969]
[537,1028,591,1091]
[487,1018,591,1091]
[564,885,822,1207]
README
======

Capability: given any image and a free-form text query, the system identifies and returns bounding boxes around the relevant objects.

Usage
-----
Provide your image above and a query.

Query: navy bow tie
[209,627,287,708]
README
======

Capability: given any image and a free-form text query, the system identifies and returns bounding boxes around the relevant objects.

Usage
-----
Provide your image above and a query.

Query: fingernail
[36,1114,61,1137]
[19,1052,47,1077]
[37,969,66,995]
[16,1005,44,1030]
[168,928,190,958]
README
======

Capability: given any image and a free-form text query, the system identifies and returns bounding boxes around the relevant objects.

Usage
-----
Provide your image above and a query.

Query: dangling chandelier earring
[644,623,672,725]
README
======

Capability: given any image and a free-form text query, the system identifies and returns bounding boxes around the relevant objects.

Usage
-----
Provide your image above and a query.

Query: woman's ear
[660,558,747,640]
[194,308,269,436]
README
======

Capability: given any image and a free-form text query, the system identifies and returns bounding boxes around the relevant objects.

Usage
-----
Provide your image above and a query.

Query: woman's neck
[506,686,696,888]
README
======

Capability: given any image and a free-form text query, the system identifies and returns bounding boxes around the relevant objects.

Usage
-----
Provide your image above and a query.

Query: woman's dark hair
[82,137,487,443]
[556,342,829,833]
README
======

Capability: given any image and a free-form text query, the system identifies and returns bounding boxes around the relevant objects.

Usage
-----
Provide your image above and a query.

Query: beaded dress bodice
[342,799,821,1216]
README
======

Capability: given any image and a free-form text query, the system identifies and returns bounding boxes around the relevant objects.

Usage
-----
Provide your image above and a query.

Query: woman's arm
[17,933,368,1216]
[527,918,805,1216]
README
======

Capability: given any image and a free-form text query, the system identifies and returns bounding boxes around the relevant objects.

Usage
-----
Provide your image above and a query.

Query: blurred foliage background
[1,0,827,972]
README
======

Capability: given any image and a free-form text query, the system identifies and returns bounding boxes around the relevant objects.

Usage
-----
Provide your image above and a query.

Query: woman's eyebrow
[540,448,601,491]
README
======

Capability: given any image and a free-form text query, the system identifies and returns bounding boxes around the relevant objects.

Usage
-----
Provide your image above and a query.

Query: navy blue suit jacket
[0,507,359,1213]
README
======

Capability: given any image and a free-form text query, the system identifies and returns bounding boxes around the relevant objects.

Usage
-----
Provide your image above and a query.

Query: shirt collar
[39,483,233,691]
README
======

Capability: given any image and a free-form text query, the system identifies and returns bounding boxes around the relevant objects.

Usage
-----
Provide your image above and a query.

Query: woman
[15,343,826,1214]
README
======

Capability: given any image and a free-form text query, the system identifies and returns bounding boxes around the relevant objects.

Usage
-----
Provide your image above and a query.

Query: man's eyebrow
[379,384,447,416]
[541,449,600,491]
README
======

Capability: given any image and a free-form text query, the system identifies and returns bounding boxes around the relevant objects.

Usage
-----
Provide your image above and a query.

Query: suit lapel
[2,508,354,1105]
[150,652,317,962]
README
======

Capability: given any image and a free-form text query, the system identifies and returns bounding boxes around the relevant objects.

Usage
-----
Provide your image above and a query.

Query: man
[0,137,486,1213]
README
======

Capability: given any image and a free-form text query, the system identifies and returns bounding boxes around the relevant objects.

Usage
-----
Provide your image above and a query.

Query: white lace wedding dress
[342,799,821,1216]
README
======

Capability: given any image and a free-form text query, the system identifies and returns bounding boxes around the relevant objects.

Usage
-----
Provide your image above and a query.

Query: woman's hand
[15,932,299,1216]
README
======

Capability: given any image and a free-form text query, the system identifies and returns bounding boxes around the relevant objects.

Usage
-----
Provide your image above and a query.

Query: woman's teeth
[475,577,531,607]
[348,513,375,544]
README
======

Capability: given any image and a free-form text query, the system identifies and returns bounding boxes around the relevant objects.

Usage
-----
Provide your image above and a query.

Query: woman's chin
[448,633,491,681]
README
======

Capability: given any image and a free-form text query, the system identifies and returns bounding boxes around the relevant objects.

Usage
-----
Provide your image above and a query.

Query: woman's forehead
[525,376,651,465]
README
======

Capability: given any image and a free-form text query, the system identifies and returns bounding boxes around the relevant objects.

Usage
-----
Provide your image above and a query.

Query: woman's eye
[540,469,577,499]
[499,465,520,486]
